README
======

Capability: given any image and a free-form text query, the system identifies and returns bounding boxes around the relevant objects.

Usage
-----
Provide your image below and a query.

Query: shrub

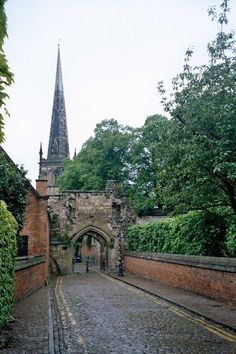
[126,210,232,257]
[225,217,236,257]
[0,201,18,329]
[126,219,173,253]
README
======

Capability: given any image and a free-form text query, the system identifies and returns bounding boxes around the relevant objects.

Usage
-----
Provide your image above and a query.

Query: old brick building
[0,146,49,301]
[14,179,49,301]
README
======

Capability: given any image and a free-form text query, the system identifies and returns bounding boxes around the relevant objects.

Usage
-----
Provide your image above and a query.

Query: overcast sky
[2,0,236,184]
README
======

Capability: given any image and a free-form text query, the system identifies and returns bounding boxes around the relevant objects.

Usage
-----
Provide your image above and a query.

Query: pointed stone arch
[48,187,137,274]
[71,225,113,270]
[71,225,112,244]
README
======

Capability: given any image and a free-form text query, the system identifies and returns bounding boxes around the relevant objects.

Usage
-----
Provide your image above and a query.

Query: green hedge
[126,210,236,257]
[0,201,18,329]
[225,220,236,257]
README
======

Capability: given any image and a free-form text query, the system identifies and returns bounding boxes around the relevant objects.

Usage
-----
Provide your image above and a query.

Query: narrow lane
[51,265,236,354]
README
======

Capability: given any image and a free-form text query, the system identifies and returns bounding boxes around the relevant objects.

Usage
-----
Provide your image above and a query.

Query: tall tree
[0,0,13,143]
[59,115,170,216]
[124,114,169,215]
[58,119,132,191]
[158,0,236,215]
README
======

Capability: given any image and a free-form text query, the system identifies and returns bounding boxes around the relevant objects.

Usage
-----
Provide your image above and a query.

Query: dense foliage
[59,1,236,257]
[59,119,132,191]
[0,0,14,143]
[124,115,169,215]
[157,0,236,215]
[225,218,236,256]
[59,116,169,215]
[0,201,18,329]
[0,148,29,229]
[59,2,236,218]
[126,210,236,257]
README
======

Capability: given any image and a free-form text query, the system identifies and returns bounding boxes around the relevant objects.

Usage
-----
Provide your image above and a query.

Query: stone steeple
[38,45,70,195]
[47,45,69,160]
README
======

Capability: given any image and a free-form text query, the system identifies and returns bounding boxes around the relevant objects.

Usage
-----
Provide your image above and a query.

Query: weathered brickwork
[14,263,46,301]
[21,183,48,259]
[125,253,236,304]
[15,180,49,300]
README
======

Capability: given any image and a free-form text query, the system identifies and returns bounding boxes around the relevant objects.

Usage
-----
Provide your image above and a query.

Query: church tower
[39,45,70,195]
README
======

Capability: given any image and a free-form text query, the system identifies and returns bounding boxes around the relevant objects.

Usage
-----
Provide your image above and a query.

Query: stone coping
[14,255,45,271]
[125,251,236,273]
[63,190,107,194]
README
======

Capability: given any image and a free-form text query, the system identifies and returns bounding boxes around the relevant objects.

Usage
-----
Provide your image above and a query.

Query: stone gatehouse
[48,182,136,274]
[37,47,136,274]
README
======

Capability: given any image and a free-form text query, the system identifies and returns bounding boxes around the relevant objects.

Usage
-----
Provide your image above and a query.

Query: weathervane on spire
[58,38,61,48]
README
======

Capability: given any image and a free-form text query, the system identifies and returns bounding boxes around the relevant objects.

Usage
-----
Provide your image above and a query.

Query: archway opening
[72,227,112,271]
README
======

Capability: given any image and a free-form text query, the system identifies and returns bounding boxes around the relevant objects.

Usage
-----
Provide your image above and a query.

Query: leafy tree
[59,119,132,191]
[0,0,14,143]
[124,114,169,215]
[59,115,170,216]
[59,0,236,219]
[0,147,29,229]
[158,0,236,215]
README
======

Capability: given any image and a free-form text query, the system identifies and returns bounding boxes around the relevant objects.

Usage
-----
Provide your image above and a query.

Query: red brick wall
[20,186,48,260]
[125,255,236,305]
[14,263,46,301]
[36,179,47,197]
[81,245,100,264]
[15,181,49,300]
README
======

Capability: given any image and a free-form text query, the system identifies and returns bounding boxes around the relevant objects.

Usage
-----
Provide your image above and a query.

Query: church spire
[47,45,70,161]
[39,142,43,176]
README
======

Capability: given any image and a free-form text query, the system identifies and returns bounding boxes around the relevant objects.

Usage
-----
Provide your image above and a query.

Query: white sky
[2,0,236,185]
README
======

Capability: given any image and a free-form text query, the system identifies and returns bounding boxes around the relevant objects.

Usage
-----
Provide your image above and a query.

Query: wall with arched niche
[48,183,136,274]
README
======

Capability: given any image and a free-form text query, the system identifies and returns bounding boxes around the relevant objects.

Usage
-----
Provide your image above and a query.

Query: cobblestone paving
[1,287,48,354]
[51,266,236,354]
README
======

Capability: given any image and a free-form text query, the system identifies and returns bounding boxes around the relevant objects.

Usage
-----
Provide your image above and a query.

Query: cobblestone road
[51,265,236,354]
